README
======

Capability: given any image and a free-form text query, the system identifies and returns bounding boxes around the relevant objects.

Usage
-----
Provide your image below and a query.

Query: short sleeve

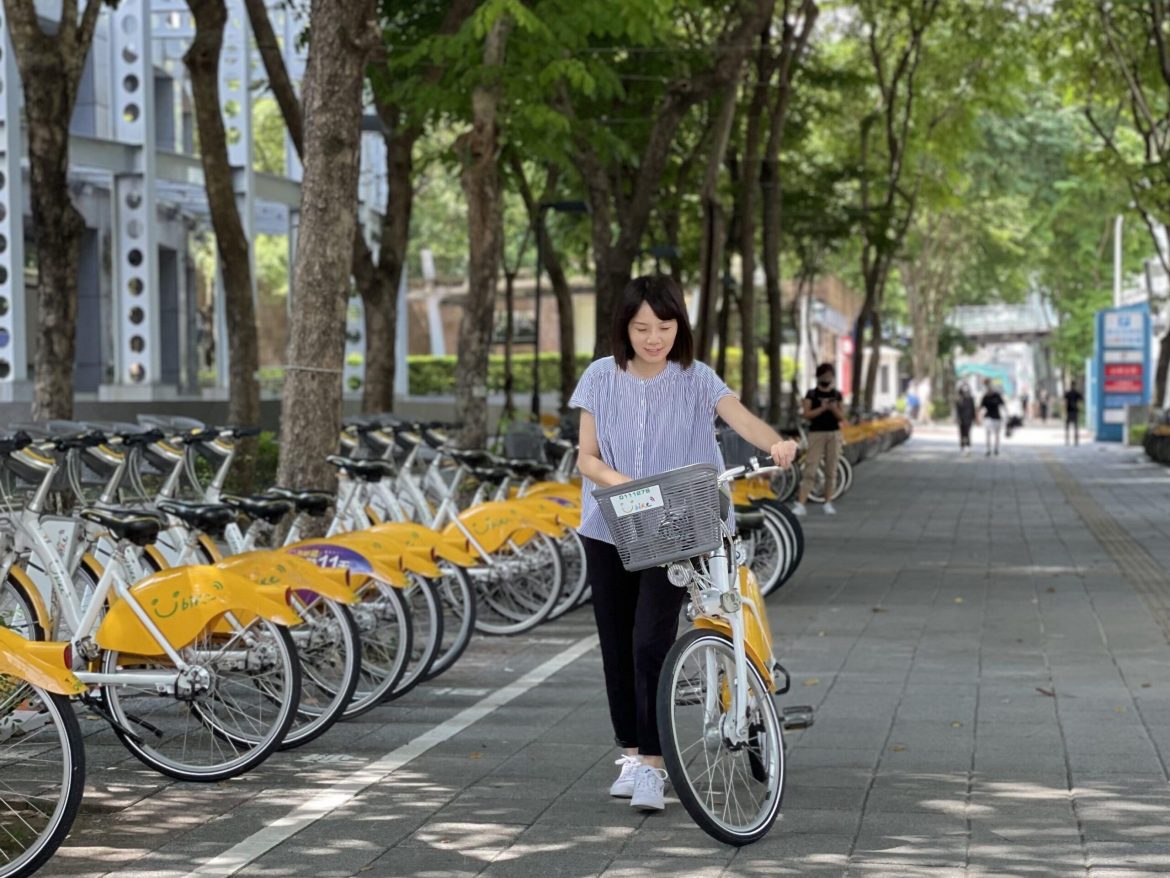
[696,361,735,412]
[804,389,817,403]
[569,361,599,414]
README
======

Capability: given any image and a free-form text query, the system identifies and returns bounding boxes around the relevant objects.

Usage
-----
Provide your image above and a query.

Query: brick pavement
[38,427,1170,877]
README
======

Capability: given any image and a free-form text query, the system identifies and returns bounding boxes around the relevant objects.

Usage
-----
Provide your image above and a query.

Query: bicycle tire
[0,685,85,878]
[100,620,301,782]
[384,574,443,701]
[0,574,43,640]
[548,530,588,620]
[472,532,564,636]
[744,514,785,595]
[423,563,477,682]
[279,598,362,750]
[658,628,785,846]
[182,541,362,746]
[342,580,412,719]
[758,502,804,593]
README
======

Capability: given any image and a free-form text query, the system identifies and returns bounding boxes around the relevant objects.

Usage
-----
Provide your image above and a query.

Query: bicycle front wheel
[0,682,85,878]
[658,628,785,846]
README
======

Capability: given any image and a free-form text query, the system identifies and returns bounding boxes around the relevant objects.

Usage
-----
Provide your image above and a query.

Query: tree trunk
[696,81,741,364]
[185,0,260,486]
[4,0,105,419]
[739,66,765,413]
[359,113,414,413]
[510,159,577,411]
[453,14,511,448]
[502,267,516,418]
[864,310,882,413]
[275,0,378,495]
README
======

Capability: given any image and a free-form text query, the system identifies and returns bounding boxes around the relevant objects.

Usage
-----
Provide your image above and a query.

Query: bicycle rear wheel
[385,575,442,701]
[658,628,785,846]
[0,682,85,878]
[423,563,476,682]
[100,619,301,782]
[549,530,588,620]
[342,581,411,719]
[280,597,361,750]
[472,533,564,636]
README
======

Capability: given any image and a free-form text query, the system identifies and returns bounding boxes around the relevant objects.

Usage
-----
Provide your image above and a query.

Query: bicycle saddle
[79,507,163,546]
[469,465,511,482]
[220,493,293,525]
[448,448,498,468]
[157,498,237,536]
[325,455,394,482]
[0,431,33,455]
[266,487,334,517]
[506,459,555,479]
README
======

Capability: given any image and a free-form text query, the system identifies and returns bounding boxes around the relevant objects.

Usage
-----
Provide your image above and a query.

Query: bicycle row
[0,413,808,874]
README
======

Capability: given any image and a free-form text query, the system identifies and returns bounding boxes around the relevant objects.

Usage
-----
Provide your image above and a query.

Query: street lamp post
[531,200,589,419]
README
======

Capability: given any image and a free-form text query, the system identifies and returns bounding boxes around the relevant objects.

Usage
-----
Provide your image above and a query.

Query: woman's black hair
[816,362,835,378]
[611,275,694,370]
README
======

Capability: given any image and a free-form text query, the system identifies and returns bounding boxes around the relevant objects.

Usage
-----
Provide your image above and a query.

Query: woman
[570,275,798,813]
[791,362,845,517]
[955,383,975,455]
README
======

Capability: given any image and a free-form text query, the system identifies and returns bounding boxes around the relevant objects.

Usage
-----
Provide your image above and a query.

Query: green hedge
[407,350,795,396]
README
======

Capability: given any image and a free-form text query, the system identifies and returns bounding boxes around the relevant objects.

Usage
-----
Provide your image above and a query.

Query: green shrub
[406,350,795,396]
[1129,423,1148,447]
[931,397,951,420]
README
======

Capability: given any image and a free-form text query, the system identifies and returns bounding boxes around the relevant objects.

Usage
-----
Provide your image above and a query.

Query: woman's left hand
[769,439,798,468]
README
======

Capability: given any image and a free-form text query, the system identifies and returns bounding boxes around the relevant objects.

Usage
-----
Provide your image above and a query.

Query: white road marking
[181,633,599,878]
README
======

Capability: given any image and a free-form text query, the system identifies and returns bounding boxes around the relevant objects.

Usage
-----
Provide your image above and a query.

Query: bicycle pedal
[781,705,814,730]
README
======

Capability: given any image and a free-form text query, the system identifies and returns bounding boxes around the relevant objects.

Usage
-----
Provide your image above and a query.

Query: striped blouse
[569,356,735,544]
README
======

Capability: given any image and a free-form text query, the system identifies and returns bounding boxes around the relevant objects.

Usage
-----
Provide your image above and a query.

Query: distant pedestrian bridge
[949,295,1056,344]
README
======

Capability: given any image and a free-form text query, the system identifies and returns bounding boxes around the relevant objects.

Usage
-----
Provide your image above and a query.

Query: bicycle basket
[593,463,722,572]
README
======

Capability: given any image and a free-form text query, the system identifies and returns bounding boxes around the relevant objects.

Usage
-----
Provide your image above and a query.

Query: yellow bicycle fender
[7,566,52,634]
[320,532,442,578]
[367,522,478,567]
[738,566,775,660]
[198,534,224,562]
[520,482,580,503]
[285,541,409,588]
[95,567,300,655]
[216,552,358,605]
[143,545,170,571]
[507,495,581,528]
[444,502,565,553]
[0,629,85,696]
[692,617,776,693]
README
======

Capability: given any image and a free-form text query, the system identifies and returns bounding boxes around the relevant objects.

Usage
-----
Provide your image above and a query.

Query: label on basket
[609,485,664,518]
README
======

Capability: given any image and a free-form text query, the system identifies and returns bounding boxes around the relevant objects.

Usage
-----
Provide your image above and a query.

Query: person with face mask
[792,363,845,516]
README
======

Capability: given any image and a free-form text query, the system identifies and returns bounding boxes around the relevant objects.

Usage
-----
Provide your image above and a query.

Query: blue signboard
[1093,303,1152,442]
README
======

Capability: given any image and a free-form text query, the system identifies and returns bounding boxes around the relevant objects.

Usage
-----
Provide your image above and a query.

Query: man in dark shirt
[793,363,845,517]
[1064,381,1084,446]
[979,379,1006,457]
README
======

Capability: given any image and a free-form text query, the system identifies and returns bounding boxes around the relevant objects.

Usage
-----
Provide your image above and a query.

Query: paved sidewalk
[41,429,1170,877]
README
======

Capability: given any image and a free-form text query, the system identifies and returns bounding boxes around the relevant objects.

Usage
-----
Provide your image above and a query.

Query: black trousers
[582,535,687,756]
[959,421,972,447]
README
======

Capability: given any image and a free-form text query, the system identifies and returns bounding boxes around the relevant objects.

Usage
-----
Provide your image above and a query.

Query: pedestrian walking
[792,363,846,517]
[1064,381,1084,446]
[1038,388,1049,423]
[1020,391,1030,422]
[570,274,798,814]
[979,379,1005,457]
[956,383,976,455]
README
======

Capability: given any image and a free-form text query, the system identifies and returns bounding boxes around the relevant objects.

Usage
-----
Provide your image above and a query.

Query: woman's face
[627,301,677,365]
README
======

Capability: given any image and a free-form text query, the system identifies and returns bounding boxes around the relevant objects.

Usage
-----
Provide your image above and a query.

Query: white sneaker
[630,764,668,811]
[609,754,641,798]
[791,502,807,517]
[823,502,837,515]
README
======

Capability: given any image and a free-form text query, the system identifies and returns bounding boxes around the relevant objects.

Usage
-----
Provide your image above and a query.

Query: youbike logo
[610,485,664,518]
